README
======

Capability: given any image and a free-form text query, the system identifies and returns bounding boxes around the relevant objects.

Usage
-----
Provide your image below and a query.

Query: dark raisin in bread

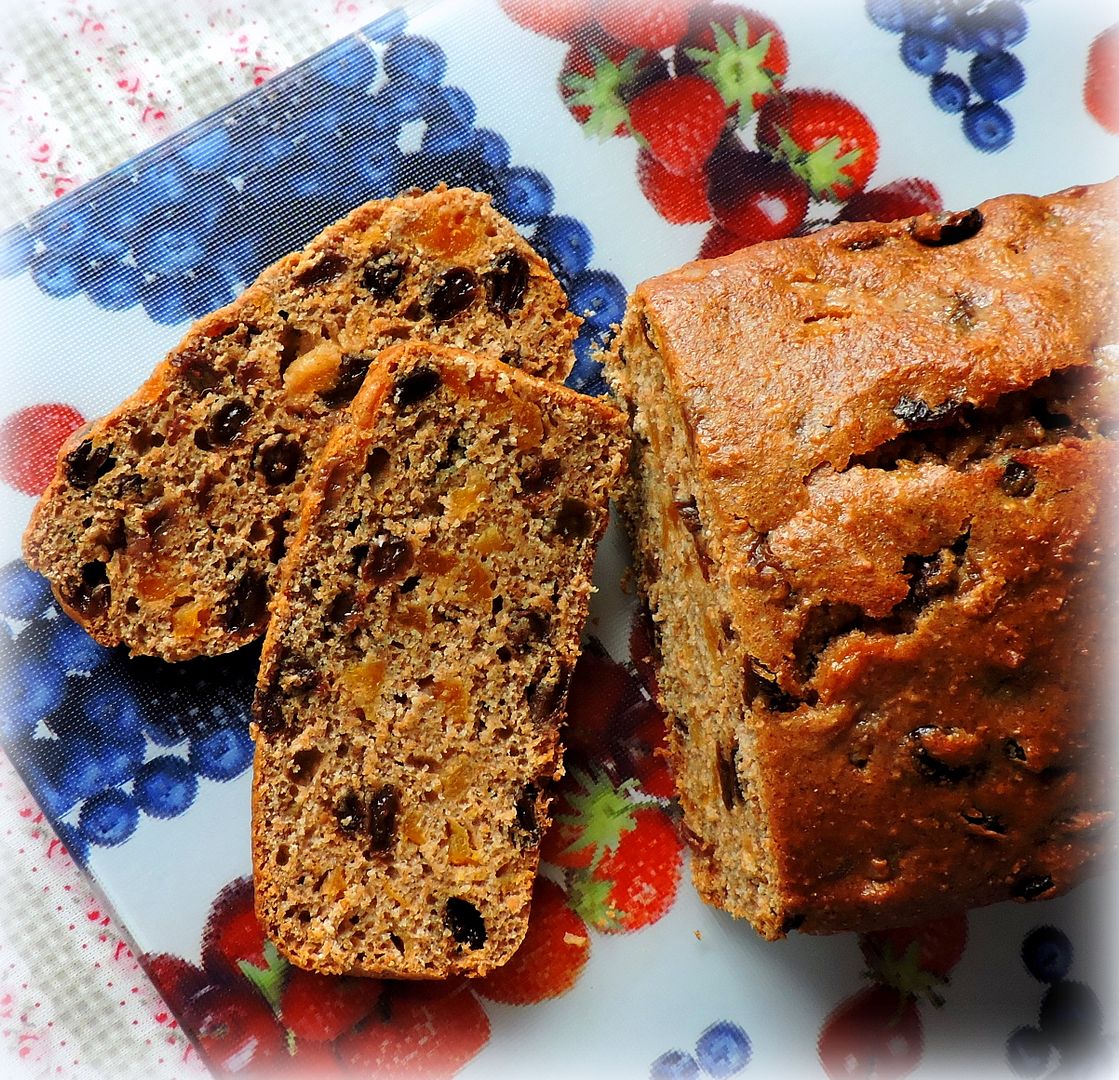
[604,180,1119,937]
[23,186,580,661]
[251,341,627,976]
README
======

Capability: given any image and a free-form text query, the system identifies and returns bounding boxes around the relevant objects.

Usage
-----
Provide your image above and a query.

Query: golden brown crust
[22,186,580,661]
[251,342,627,976]
[607,179,1118,936]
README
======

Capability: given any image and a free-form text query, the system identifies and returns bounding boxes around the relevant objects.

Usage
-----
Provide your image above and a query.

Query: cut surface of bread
[23,186,580,661]
[251,342,627,977]
[605,180,1119,937]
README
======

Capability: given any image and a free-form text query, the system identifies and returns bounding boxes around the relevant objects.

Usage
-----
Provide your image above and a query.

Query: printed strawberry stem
[863,940,948,1008]
[685,17,780,124]
[554,768,642,870]
[563,48,644,140]
[239,940,289,1014]
[772,125,863,201]
[567,873,623,931]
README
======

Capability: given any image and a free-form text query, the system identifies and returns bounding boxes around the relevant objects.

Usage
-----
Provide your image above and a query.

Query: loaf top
[634,180,1118,536]
[630,180,1119,683]
[622,180,1118,927]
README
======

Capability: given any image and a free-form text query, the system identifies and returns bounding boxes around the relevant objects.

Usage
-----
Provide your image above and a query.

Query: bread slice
[250,341,627,976]
[604,180,1118,937]
[23,187,580,661]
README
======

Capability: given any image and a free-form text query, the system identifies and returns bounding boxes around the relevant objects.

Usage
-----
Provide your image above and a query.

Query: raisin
[172,345,222,393]
[70,561,110,616]
[321,354,373,408]
[323,461,356,512]
[716,742,745,810]
[961,808,1006,834]
[676,499,714,578]
[1011,874,1055,901]
[526,662,571,724]
[507,608,551,653]
[362,534,414,585]
[840,235,885,251]
[277,323,300,376]
[336,789,362,833]
[908,726,977,785]
[520,458,561,496]
[425,268,478,322]
[514,783,539,838]
[484,251,529,314]
[554,498,593,540]
[280,653,318,695]
[222,571,269,633]
[393,367,441,408]
[253,688,286,736]
[65,440,115,489]
[235,360,264,392]
[675,497,702,536]
[362,251,406,299]
[909,207,984,246]
[288,748,322,782]
[445,897,486,949]
[1000,459,1036,498]
[891,396,960,428]
[893,535,968,625]
[400,575,420,594]
[365,446,390,483]
[328,589,357,623]
[142,506,174,544]
[294,250,349,287]
[208,400,252,446]
[255,434,302,485]
[946,291,977,331]
[366,784,400,852]
[780,913,806,933]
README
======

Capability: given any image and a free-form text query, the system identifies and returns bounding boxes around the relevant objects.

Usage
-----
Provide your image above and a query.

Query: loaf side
[606,180,1118,936]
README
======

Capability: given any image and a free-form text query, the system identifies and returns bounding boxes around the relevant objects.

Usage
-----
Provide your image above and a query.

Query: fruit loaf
[604,180,1119,937]
[23,186,580,661]
[251,341,627,976]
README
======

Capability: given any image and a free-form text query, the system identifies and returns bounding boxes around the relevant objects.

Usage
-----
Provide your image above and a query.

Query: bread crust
[606,180,1118,935]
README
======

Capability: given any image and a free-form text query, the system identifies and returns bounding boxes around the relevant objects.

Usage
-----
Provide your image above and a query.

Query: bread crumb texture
[252,342,627,976]
[23,187,580,661]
